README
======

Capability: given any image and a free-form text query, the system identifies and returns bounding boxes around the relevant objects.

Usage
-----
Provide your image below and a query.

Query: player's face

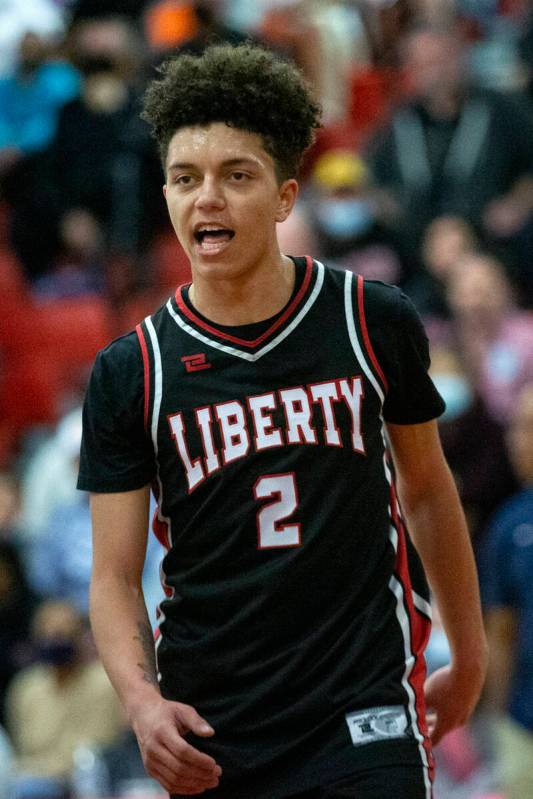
[163,123,297,282]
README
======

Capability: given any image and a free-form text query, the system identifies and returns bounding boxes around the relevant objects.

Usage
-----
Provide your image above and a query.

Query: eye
[230,171,250,182]
[173,175,193,186]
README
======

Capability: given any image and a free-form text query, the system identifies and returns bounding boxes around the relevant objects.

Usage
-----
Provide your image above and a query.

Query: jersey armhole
[356,275,389,394]
[135,323,150,432]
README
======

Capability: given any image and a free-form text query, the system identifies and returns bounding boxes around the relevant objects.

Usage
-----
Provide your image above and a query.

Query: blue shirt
[0,61,79,153]
[480,487,533,731]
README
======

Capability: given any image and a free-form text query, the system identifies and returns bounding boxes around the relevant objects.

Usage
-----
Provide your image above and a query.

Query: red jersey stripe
[356,275,388,392]
[136,323,150,432]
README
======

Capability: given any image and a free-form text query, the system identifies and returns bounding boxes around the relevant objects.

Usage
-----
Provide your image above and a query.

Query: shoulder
[361,279,421,341]
[363,279,407,312]
[319,266,403,313]
[94,328,143,370]
[90,329,146,396]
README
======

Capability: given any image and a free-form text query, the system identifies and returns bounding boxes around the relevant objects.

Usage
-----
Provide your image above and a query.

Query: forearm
[399,465,487,672]
[90,572,161,721]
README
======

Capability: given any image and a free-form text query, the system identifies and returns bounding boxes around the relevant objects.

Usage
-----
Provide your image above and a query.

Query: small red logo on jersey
[181,353,211,372]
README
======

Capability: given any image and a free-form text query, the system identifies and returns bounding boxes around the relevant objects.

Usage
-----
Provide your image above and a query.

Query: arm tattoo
[133,620,158,686]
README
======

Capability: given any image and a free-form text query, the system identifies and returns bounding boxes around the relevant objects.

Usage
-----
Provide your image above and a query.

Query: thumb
[173,702,215,737]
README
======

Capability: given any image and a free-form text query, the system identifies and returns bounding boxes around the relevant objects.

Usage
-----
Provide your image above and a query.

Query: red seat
[0,296,114,460]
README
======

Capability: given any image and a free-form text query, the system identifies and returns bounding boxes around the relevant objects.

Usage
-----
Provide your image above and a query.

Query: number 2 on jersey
[254,472,301,549]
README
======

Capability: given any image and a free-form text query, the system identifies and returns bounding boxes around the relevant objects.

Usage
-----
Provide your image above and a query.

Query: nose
[195,176,226,211]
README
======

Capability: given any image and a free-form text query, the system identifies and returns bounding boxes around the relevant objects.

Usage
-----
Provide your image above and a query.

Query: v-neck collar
[166,256,325,362]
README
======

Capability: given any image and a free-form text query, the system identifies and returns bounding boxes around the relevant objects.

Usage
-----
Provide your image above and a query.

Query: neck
[52,663,78,686]
[189,253,295,326]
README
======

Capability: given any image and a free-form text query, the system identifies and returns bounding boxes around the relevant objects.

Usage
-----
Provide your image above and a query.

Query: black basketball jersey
[79,257,443,799]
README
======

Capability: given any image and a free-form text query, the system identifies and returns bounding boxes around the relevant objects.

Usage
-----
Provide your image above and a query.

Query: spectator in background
[23,408,163,622]
[259,0,370,126]
[366,25,533,279]
[28,486,164,623]
[19,407,83,544]
[481,382,533,799]
[0,0,65,79]
[306,148,407,283]
[0,539,37,726]
[0,32,79,162]
[0,31,80,281]
[9,15,165,286]
[445,252,533,425]
[6,600,124,798]
[175,1,254,56]
[53,17,158,256]
[32,208,106,300]
[429,346,517,545]
[0,470,36,725]
[405,214,478,320]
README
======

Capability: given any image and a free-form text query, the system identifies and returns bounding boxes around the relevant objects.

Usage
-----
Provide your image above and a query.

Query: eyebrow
[167,157,261,173]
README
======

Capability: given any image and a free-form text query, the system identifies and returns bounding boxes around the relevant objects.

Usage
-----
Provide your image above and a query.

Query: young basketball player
[78,44,487,799]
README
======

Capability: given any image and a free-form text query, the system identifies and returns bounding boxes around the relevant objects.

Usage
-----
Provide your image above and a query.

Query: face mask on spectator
[78,54,116,77]
[316,198,374,241]
[38,637,77,667]
[433,374,473,421]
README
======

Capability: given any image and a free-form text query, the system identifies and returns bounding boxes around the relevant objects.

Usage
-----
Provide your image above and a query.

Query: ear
[275,179,299,223]
[163,185,167,199]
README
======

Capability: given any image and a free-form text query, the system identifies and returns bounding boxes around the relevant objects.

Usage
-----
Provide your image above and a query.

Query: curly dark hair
[141,43,322,180]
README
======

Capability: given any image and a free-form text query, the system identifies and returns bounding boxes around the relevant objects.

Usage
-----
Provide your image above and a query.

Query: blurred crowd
[1,1,533,798]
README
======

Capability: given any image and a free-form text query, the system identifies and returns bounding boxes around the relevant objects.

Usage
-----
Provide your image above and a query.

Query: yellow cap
[312,150,368,191]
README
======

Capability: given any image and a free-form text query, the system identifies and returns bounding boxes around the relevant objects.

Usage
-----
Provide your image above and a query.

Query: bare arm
[386,419,488,743]
[90,488,221,794]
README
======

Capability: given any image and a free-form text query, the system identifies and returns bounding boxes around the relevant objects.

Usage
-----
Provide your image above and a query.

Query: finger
[145,739,220,786]
[155,728,222,776]
[175,704,215,738]
[149,762,179,793]
[151,764,218,795]
[174,737,222,774]
[156,748,221,786]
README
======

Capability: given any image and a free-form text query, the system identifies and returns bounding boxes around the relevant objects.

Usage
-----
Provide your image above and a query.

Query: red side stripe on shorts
[356,275,388,392]
[136,323,150,432]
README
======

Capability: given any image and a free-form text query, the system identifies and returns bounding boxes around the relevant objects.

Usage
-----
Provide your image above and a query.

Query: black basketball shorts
[286,764,432,799]
[172,763,432,799]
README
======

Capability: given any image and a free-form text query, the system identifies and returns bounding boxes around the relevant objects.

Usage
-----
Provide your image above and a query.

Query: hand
[424,662,485,746]
[131,696,222,795]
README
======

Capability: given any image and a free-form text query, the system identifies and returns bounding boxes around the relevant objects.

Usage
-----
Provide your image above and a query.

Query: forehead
[166,123,273,171]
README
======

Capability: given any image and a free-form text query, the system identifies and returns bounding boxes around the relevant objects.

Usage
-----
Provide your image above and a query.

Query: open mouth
[194,227,235,246]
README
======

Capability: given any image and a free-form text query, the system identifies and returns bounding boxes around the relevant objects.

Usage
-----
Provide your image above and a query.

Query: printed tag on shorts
[345,705,411,747]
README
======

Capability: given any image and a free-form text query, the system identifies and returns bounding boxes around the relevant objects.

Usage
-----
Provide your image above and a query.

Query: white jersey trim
[144,315,173,679]
[413,591,433,620]
[165,261,325,362]
[343,270,385,406]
